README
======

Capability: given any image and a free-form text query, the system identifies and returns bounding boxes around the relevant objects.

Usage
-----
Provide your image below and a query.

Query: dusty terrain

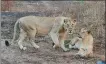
[1,1,105,64]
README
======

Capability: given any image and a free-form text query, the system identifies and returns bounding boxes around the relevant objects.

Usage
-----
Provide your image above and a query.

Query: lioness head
[63,18,77,34]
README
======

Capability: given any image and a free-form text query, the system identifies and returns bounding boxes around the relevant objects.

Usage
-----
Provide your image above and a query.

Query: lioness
[5,16,77,51]
[69,28,94,57]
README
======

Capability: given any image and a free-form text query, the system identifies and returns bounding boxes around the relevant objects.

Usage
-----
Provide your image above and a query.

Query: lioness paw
[36,46,40,49]
[53,45,56,48]
[23,47,27,50]
[34,45,40,49]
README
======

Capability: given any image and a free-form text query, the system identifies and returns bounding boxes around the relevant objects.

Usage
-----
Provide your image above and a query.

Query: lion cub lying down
[69,28,94,57]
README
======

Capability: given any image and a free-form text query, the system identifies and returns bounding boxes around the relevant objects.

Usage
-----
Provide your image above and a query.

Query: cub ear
[73,19,76,23]
[81,28,87,32]
[87,30,91,34]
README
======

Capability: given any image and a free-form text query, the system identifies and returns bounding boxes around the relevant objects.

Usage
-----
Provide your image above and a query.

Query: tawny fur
[5,16,76,51]
[69,28,94,57]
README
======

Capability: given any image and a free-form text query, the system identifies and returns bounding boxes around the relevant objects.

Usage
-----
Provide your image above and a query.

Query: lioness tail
[5,20,19,46]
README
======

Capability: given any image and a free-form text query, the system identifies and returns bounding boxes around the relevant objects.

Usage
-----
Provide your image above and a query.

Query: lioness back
[19,16,67,35]
[19,16,55,35]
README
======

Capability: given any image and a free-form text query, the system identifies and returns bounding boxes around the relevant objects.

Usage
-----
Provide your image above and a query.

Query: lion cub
[69,28,94,57]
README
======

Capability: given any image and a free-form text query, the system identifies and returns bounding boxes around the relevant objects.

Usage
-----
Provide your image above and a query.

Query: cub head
[80,28,91,38]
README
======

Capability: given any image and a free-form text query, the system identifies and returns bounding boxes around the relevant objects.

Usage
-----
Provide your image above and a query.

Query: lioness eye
[64,19,67,23]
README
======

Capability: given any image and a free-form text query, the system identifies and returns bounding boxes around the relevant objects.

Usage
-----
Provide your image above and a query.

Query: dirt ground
[1,38,99,64]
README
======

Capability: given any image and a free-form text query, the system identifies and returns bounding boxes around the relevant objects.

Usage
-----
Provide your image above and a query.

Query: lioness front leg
[60,39,69,51]
[59,32,69,51]
[49,22,61,48]
[49,19,65,48]
[49,32,60,48]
